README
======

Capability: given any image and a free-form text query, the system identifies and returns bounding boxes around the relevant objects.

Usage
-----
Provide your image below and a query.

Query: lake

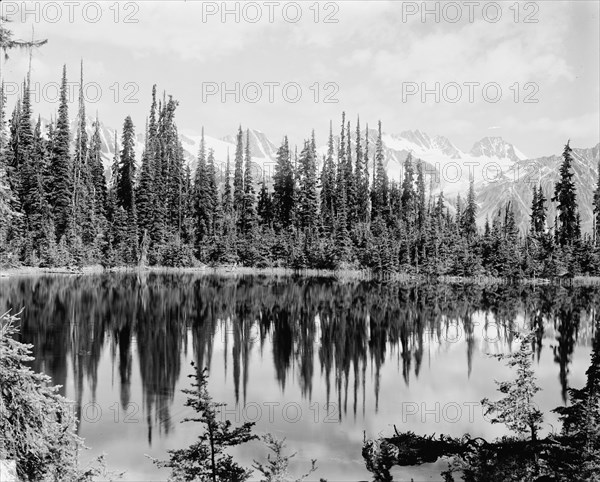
[0,274,595,481]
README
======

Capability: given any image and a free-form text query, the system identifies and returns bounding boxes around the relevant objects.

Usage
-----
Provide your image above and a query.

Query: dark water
[0,274,595,481]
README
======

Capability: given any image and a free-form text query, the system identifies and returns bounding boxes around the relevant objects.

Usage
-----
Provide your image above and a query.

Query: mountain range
[58,116,600,234]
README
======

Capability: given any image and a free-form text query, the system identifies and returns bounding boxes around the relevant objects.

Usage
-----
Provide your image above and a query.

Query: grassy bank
[0,264,389,281]
[3,265,600,285]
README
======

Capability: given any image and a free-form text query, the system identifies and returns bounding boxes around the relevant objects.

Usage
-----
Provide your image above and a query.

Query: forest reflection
[0,274,596,443]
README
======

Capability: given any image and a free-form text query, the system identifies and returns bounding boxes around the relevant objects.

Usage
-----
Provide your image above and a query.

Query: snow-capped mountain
[314,128,598,233]
[390,130,463,159]
[469,136,527,164]
[476,144,600,234]
[316,129,527,198]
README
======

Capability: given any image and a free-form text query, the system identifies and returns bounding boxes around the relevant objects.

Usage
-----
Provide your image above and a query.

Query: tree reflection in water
[0,274,595,442]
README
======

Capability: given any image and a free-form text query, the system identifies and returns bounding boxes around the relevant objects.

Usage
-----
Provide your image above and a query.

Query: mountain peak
[470,137,526,163]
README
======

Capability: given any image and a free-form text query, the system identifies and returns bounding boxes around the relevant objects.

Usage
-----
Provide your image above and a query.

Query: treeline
[2,66,600,277]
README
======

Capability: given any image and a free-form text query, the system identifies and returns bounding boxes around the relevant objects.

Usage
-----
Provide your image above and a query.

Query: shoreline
[2,265,600,285]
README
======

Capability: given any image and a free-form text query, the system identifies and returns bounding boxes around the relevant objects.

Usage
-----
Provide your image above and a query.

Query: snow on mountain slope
[477,144,600,234]
[470,136,527,163]
[318,129,526,201]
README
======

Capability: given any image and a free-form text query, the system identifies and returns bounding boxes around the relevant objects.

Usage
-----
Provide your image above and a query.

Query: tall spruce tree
[552,141,579,246]
[401,153,416,223]
[416,159,426,229]
[461,178,477,239]
[116,116,136,214]
[88,116,107,219]
[206,147,219,235]
[530,185,539,233]
[345,119,355,226]
[257,178,273,227]
[319,122,336,231]
[233,126,245,215]
[49,65,72,240]
[335,112,346,218]
[297,133,318,229]
[272,135,294,229]
[194,126,209,245]
[371,121,388,220]
[240,129,257,235]
[594,162,600,244]
[0,80,16,254]
[71,61,96,254]
[222,149,233,215]
[363,123,370,221]
[137,135,155,238]
[530,185,547,235]
[21,115,53,261]
[355,117,369,223]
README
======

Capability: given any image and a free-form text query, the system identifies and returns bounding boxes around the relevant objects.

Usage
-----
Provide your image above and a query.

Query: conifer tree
[49,65,72,240]
[482,334,543,442]
[552,141,579,246]
[71,62,97,256]
[153,366,257,481]
[72,62,88,212]
[240,129,257,235]
[138,86,160,243]
[389,181,402,227]
[416,160,426,229]
[222,149,233,215]
[345,119,355,226]
[13,77,33,210]
[594,162,600,244]
[233,126,244,215]
[88,117,107,218]
[194,126,210,245]
[334,183,351,264]
[553,320,600,479]
[15,77,34,168]
[137,141,155,237]
[335,112,346,217]
[530,185,539,233]
[354,117,369,223]
[371,121,388,221]
[207,147,219,235]
[319,122,336,231]
[461,178,477,239]
[0,81,16,256]
[116,116,136,214]
[530,185,547,235]
[21,116,54,262]
[257,178,273,227]
[272,135,294,229]
[401,153,416,223]
[297,133,318,229]
[363,124,370,221]
[181,163,195,247]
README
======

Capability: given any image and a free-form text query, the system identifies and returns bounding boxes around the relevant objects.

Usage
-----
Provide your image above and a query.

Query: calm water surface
[0,274,595,481]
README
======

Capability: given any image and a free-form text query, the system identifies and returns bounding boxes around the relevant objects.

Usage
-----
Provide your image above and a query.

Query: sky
[1,0,599,158]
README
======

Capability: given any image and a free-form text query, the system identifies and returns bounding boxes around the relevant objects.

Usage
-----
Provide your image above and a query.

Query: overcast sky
[1,0,598,157]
